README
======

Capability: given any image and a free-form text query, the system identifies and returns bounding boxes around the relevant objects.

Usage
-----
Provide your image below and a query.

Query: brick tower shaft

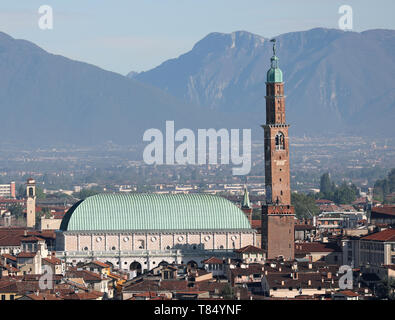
[261,39,295,261]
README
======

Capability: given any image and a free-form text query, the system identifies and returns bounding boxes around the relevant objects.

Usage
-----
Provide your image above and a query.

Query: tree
[373,168,395,204]
[75,188,101,200]
[334,182,357,204]
[320,173,333,196]
[376,276,395,300]
[7,203,24,218]
[291,192,319,219]
[221,283,234,299]
[35,186,46,200]
[36,207,52,220]
[16,184,25,199]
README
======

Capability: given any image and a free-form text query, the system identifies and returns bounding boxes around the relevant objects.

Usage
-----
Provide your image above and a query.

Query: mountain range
[133,28,395,137]
[0,28,394,147]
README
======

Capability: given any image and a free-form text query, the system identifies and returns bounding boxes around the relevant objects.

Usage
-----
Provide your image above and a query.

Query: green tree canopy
[374,168,395,204]
[7,203,24,218]
[317,173,359,205]
[292,192,319,219]
[320,172,333,196]
[75,188,101,200]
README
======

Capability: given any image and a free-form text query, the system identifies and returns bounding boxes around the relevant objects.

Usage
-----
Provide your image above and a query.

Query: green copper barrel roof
[60,193,251,232]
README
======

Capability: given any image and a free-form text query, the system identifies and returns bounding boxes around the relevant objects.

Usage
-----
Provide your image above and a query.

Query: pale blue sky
[0,0,394,74]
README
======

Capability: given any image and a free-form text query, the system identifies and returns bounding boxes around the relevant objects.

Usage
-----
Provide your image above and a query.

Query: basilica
[55,193,256,273]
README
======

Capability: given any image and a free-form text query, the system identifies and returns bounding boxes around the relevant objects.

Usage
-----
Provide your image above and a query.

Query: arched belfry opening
[275,132,285,150]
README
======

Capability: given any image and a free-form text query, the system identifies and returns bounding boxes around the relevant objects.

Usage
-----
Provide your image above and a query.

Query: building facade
[261,39,295,261]
[0,182,15,199]
[342,229,395,267]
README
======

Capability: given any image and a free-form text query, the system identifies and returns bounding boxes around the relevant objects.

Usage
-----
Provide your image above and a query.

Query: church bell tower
[26,178,36,229]
[261,39,295,260]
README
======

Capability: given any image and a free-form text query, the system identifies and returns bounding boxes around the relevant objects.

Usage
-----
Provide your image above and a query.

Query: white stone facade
[56,229,256,272]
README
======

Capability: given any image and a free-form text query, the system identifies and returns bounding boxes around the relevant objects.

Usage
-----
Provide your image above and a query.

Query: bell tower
[261,39,295,261]
[26,178,36,228]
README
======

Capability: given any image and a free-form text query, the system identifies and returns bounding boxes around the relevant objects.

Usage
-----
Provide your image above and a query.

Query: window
[275,132,285,150]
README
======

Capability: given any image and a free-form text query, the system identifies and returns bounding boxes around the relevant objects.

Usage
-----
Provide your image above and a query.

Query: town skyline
[0,0,394,306]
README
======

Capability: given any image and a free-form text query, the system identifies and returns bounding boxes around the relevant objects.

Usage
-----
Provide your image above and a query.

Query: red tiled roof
[360,229,395,242]
[202,257,224,264]
[25,293,62,300]
[17,252,37,258]
[1,254,17,261]
[42,257,62,265]
[88,260,110,268]
[66,267,102,282]
[159,280,189,291]
[235,245,265,254]
[21,236,44,242]
[315,199,334,204]
[295,242,342,253]
[371,206,395,217]
[337,290,359,297]
[64,290,103,300]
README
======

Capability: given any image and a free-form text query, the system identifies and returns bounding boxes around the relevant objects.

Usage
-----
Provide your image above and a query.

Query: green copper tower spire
[242,185,251,209]
[267,39,283,83]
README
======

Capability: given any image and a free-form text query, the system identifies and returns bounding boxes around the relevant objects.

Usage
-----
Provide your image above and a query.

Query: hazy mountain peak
[134,28,395,137]
[192,30,266,53]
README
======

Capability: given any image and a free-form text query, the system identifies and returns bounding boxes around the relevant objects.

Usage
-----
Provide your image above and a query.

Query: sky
[0,0,394,74]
